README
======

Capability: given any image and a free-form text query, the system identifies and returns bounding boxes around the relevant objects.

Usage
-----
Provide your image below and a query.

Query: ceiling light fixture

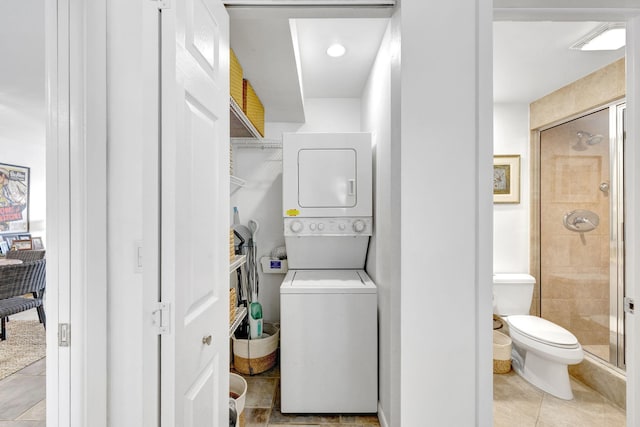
[326,43,346,58]
[570,23,626,51]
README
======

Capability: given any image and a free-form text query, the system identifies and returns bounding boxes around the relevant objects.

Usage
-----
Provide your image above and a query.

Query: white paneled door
[160,0,230,425]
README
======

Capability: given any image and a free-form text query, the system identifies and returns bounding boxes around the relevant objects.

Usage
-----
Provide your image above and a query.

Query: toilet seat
[507,315,579,349]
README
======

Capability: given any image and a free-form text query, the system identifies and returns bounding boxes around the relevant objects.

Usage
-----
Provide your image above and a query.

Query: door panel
[298,149,357,207]
[161,0,229,425]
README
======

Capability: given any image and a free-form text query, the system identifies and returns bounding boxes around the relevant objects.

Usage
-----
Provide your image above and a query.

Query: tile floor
[0,358,46,427]
[0,356,626,426]
[494,370,625,427]
[233,364,381,427]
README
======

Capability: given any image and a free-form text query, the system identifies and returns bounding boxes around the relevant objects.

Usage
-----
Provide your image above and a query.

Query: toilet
[493,273,584,400]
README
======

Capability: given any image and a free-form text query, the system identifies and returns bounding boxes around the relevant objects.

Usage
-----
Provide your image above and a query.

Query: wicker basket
[493,330,512,374]
[229,228,235,263]
[232,323,279,375]
[242,79,265,137]
[230,49,243,106]
[229,288,237,324]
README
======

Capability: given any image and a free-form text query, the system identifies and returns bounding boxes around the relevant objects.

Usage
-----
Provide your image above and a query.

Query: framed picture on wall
[0,163,30,234]
[493,155,520,204]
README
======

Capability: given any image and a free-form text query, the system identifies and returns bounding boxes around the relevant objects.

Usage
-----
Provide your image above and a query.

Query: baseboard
[568,353,626,410]
[377,401,389,427]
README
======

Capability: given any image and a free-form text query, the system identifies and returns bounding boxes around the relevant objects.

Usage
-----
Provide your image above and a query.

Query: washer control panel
[284,217,372,237]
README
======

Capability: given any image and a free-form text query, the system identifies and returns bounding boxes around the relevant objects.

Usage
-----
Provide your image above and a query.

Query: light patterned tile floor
[0,358,45,427]
[232,360,381,426]
[0,356,627,426]
[494,371,625,427]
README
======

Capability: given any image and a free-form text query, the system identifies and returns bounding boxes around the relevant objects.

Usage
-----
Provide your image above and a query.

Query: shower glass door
[539,102,625,369]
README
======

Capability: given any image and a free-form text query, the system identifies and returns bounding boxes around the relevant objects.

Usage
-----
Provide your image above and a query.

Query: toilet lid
[508,315,579,348]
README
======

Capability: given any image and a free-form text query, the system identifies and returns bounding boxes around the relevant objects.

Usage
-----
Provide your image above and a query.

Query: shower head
[577,131,604,145]
[573,131,605,151]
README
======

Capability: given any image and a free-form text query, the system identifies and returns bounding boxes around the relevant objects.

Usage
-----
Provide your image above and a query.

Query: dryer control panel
[284,217,372,237]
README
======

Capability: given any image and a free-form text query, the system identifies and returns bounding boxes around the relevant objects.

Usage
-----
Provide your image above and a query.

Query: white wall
[106,0,153,424]
[0,0,46,240]
[493,103,530,273]
[361,24,398,427]
[399,0,493,425]
[231,98,361,322]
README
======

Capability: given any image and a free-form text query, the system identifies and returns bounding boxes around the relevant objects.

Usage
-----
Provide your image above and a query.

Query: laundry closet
[226,2,396,424]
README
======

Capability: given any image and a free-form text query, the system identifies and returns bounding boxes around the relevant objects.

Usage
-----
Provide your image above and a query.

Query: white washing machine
[280,268,377,413]
[280,132,377,414]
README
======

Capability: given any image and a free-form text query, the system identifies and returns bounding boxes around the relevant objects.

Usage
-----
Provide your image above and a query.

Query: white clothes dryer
[282,132,372,219]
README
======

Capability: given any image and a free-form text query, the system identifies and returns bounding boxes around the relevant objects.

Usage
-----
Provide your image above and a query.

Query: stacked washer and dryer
[280,132,378,414]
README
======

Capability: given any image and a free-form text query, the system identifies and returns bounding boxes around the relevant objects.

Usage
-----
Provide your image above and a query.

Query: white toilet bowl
[505,315,583,400]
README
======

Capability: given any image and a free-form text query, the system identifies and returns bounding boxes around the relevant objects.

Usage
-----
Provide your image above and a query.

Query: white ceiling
[231,15,627,121]
[494,21,625,104]
[0,3,629,129]
[293,18,389,98]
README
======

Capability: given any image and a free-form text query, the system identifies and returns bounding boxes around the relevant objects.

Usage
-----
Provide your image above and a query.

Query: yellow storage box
[242,79,265,137]
[230,49,244,107]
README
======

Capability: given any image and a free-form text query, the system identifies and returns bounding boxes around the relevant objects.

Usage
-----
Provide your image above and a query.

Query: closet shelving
[229,306,247,338]
[229,254,247,273]
[229,254,248,337]
[230,97,263,192]
[230,97,262,140]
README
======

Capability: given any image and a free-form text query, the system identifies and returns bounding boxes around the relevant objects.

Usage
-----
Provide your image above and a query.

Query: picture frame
[12,239,32,251]
[3,234,19,249]
[31,236,44,250]
[493,155,521,204]
[0,163,30,234]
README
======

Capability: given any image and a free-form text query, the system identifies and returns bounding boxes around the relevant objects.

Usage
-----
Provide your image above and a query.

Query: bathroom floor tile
[493,371,543,423]
[493,372,626,427]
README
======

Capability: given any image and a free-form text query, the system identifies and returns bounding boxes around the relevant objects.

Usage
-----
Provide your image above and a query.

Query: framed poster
[0,163,29,234]
[493,155,520,204]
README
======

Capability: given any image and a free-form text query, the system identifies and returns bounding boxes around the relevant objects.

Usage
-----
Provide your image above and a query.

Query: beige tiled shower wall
[539,107,610,347]
[529,58,625,321]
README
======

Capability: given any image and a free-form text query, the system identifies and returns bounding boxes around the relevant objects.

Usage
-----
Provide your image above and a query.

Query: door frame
[47,0,640,425]
[494,5,640,426]
[46,0,108,425]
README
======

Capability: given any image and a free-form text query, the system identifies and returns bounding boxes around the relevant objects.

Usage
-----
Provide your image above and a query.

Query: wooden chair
[0,259,46,340]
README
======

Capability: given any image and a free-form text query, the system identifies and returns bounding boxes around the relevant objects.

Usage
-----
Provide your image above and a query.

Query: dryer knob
[309,223,317,231]
[353,220,366,233]
[318,223,325,231]
[338,224,346,231]
[290,220,303,233]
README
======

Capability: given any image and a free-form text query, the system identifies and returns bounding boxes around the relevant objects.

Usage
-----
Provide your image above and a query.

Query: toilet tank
[493,273,536,316]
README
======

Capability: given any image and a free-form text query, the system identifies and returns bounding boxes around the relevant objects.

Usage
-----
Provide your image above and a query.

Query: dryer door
[298,148,356,208]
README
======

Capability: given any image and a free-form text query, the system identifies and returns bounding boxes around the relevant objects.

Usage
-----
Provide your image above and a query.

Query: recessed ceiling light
[326,43,346,58]
[570,23,626,51]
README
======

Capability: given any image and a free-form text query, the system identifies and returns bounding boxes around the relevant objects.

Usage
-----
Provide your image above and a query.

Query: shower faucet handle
[563,209,599,233]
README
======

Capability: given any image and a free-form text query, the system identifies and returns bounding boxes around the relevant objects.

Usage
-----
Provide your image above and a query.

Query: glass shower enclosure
[537,101,626,369]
